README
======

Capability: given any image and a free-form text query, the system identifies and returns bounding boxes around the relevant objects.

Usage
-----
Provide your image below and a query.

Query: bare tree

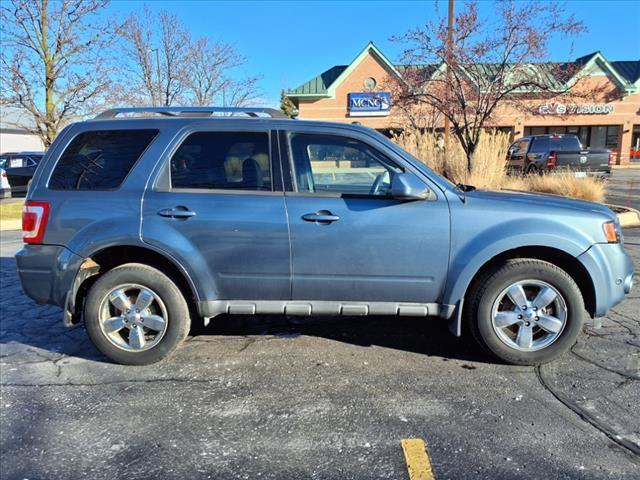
[0,0,115,147]
[188,38,241,106]
[119,7,191,107]
[222,76,262,108]
[119,7,261,108]
[392,0,605,169]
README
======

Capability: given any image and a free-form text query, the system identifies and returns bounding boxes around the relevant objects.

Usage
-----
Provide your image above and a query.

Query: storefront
[286,43,640,164]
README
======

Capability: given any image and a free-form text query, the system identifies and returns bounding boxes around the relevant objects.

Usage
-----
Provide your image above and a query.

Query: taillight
[608,151,615,166]
[22,200,50,244]
[547,152,557,169]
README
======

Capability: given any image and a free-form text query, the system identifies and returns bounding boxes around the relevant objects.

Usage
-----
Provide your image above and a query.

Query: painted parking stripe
[401,438,436,480]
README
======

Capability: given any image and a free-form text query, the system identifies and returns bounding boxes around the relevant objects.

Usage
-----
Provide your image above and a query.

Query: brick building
[285,43,640,164]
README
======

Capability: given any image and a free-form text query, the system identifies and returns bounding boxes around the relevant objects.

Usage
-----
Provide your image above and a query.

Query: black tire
[526,164,539,175]
[465,259,585,365]
[84,263,190,365]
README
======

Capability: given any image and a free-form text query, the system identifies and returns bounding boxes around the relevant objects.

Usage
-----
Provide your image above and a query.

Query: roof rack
[94,106,290,120]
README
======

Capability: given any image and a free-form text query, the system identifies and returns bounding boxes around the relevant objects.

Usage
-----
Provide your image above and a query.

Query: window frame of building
[168,130,275,193]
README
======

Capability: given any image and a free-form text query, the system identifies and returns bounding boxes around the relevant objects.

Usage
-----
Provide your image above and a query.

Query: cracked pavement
[1,227,639,479]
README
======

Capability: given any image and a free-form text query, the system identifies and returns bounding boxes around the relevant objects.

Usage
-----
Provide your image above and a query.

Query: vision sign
[537,102,615,115]
[348,92,391,117]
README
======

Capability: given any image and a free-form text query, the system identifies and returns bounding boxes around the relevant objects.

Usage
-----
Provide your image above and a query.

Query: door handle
[158,206,196,219]
[302,210,340,224]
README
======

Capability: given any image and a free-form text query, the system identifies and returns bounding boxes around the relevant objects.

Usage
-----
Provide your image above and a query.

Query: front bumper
[577,242,634,317]
[15,244,83,307]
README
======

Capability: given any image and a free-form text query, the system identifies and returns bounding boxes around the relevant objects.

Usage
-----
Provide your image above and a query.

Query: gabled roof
[286,44,640,99]
[610,61,640,84]
[287,65,347,97]
[287,42,403,99]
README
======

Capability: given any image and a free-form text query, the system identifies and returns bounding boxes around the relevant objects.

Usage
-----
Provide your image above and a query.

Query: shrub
[391,127,606,203]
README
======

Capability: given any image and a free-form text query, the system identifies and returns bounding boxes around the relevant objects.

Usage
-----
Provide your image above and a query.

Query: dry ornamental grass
[391,127,606,203]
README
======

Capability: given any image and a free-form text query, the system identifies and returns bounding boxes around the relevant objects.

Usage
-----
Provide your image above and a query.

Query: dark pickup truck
[507,134,613,177]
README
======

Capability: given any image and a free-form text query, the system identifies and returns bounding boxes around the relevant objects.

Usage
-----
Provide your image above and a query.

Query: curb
[0,219,21,231]
[612,164,640,169]
[608,204,640,228]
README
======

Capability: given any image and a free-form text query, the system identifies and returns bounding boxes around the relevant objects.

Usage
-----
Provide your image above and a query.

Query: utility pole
[444,0,454,150]
[152,48,161,106]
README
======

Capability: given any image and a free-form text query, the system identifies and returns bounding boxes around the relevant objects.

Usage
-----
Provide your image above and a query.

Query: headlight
[602,221,621,243]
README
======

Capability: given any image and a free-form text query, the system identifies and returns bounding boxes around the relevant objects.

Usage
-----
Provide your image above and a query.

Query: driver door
[282,128,450,303]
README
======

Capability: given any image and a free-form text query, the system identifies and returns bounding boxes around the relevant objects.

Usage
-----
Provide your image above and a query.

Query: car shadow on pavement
[198,313,493,364]
[1,255,492,365]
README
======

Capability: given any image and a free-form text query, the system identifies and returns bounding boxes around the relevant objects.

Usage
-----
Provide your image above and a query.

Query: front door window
[289,134,401,196]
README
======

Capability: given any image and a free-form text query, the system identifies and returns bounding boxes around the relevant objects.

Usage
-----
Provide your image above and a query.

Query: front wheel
[84,263,190,365]
[466,259,585,365]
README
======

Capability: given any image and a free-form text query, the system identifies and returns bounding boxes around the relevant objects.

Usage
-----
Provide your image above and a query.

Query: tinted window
[548,136,580,151]
[170,132,271,191]
[9,157,25,168]
[49,130,158,190]
[511,139,530,155]
[529,137,549,153]
[290,134,401,195]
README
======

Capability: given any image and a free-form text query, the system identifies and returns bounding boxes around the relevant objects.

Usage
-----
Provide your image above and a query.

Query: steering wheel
[369,171,387,196]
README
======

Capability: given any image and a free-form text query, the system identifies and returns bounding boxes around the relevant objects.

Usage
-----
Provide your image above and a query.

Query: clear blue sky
[105,0,640,106]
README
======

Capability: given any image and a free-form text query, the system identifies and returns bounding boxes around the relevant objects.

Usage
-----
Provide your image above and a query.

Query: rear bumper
[577,242,634,317]
[15,244,83,307]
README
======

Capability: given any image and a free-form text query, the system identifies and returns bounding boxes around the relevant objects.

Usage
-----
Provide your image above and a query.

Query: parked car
[0,168,11,198]
[0,152,45,195]
[16,107,634,366]
[507,134,613,177]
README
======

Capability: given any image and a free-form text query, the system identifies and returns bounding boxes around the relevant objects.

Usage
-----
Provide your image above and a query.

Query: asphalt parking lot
[608,167,640,210]
[1,181,639,479]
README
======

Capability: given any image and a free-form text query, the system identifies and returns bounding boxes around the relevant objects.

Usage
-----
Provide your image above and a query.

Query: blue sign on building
[348,92,391,117]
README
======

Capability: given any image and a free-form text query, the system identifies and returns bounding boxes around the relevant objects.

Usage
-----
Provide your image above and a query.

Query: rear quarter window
[49,129,158,190]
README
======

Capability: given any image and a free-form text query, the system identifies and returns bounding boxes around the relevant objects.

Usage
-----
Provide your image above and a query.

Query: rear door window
[512,139,530,155]
[49,129,158,190]
[170,131,271,191]
[530,137,549,153]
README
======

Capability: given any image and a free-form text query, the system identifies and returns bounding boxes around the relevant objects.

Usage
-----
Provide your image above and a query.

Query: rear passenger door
[141,127,291,301]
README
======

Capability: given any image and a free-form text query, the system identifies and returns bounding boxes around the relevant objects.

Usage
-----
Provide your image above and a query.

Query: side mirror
[391,172,432,200]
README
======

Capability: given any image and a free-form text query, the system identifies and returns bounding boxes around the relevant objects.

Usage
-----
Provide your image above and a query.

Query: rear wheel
[526,164,539,175]
[84,263,190,365]
[466,259,585,365]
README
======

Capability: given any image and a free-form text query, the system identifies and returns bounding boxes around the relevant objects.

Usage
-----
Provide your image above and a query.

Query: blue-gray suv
[15,107,635,365]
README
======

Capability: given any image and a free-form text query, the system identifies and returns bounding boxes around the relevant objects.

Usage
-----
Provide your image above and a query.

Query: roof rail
[94,106,290,120]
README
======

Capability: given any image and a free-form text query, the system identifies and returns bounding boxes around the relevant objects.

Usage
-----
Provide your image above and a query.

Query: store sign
[537,102,614,115]
[348,92,391,117]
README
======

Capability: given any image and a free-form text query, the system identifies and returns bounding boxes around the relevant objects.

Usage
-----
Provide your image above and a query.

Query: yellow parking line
[401,438,436,480]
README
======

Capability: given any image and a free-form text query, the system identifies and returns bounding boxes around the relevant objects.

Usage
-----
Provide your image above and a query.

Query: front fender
[442,218,594,333]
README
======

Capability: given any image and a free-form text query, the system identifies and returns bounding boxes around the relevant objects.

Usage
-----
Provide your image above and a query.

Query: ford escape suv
[16,107,634,365]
